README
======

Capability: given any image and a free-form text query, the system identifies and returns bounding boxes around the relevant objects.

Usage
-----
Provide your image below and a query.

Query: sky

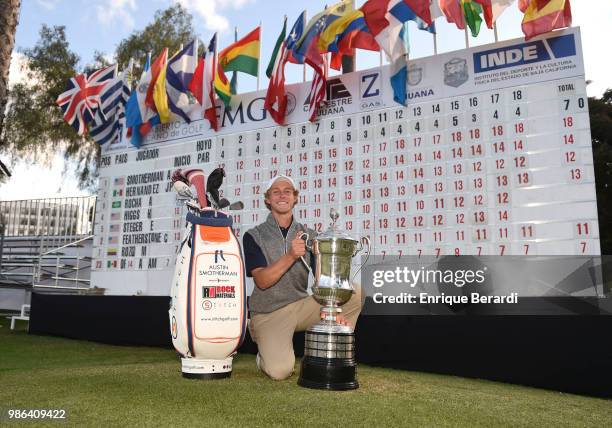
[1,0,612,200]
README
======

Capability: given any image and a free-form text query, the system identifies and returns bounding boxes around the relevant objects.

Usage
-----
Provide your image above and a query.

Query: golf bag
[169,169,247,379]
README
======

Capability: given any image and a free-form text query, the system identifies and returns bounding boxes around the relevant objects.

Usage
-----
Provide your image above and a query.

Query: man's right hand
[289,233,306,260]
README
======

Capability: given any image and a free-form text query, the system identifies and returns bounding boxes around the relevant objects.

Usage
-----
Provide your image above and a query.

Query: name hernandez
[373,292,518,304]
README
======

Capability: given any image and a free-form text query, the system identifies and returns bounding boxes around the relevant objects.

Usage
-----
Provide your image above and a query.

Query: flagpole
[232,26,238,95]
[303,10,308,82]
[257,21,262,91]
[493,22,499,43]
[464,27,469,48]
[433,32,438,55]
[404,22,409,106]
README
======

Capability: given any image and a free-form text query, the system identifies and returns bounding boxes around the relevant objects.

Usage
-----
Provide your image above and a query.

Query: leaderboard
[91,28,600,296]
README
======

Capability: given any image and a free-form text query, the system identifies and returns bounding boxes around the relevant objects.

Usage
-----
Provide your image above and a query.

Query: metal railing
[0,196,97,290]
[0,196,96,238]
[35,235,94,290]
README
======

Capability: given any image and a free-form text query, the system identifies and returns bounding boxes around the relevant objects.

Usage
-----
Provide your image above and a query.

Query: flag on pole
[474,0,513,28]
[439,0,466,29]
[286,11,307,64]
[361,0,417,105]
[319,9,379,71]
[90,60,133,145]
[189,34,220,131]
[323,10,379,71]
[166,39,199,123]
[304,38,327,122]
[298,1,354,121]
[521,0,572,40]
[362,0,410,61]
[264,17,288,125]
[143,48,170,123]
[462,0,484,37]
[214,61,232,108]
[430,0,444,21]
[294,0,352,61]
[219,26,261,77]
[56,64,115,135]
[403,0,433,25]
[389,22,409,106]
[266,17,288,79]
[125,54,159,147]
[216,25,261,104]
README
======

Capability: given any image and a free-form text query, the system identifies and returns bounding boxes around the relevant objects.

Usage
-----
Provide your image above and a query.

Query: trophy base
[181,357,233,379]
[298,327,358,390]
[298,356,358,390]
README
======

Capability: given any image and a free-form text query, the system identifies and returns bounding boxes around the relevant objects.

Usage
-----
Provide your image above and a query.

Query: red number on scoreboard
[570,169,582,180]
[576,223,590,235]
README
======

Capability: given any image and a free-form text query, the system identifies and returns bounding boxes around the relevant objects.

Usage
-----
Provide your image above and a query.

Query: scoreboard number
[92,29,600,296]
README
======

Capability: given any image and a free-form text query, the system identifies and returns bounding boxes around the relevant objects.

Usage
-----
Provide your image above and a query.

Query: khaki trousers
[249,285,362,380]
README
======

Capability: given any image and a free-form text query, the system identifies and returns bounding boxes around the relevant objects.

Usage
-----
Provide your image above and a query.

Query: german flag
[521,0,572,40]
[219,26,261,77]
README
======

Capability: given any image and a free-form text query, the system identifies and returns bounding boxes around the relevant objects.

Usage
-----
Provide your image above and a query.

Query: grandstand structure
[0,196,96,311]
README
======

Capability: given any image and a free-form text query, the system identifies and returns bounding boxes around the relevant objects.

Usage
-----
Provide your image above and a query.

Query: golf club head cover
[206,168,226,206]
[171,169,189,185]
[183,168,207,208]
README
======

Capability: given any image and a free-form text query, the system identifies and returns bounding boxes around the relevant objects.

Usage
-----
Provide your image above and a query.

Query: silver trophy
[298,208,370,390]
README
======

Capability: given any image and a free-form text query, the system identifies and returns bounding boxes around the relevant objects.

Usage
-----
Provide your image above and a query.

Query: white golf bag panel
[169,208,247,361]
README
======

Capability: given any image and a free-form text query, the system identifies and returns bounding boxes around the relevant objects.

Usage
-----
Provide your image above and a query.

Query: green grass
[1,318,611,427]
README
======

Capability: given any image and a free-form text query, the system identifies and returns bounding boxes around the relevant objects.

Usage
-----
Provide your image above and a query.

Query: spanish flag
[144,48,170,123]
[219,26,261,77]
[521,0,572,41]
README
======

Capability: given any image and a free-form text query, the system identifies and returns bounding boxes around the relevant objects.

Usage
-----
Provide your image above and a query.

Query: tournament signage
[91,28,600,296]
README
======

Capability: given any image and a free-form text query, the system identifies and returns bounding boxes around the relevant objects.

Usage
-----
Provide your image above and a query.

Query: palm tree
[0,0,21,145]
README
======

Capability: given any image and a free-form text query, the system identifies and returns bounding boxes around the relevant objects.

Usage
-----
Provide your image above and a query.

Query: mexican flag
[264,18,288,125]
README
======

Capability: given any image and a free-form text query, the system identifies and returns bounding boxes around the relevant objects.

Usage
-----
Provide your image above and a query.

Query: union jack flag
[56,65,116,135]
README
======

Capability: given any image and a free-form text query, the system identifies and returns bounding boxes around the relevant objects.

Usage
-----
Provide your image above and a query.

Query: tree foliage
[114,4,197,77]
[1,25,95,183]
[589,89,612,253]
[0,4,197,189]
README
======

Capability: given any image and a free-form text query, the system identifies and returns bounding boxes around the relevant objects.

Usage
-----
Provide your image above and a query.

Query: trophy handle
[298,232,313,274]
[351,236,371,285]
[299,232,313,251]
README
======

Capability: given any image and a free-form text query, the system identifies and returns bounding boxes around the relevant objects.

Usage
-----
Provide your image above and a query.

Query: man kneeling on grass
[243,175,362,380]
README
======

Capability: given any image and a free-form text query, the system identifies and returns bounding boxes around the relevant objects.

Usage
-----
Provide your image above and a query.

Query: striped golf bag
[169,208,247,379]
